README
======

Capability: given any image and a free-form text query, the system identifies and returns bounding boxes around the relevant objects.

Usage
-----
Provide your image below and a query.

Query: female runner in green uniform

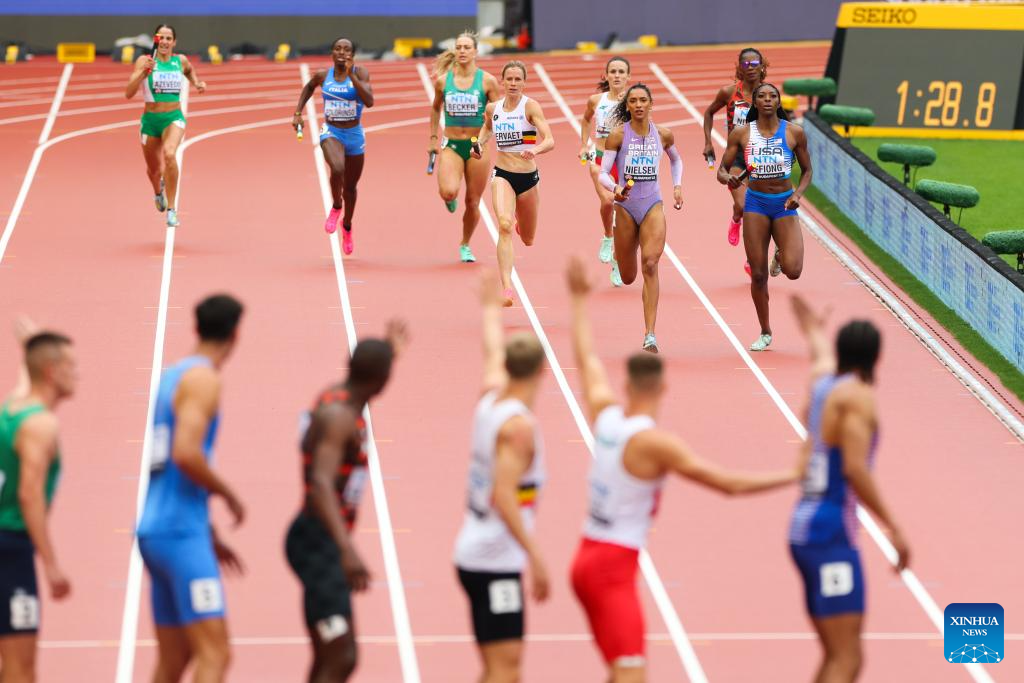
[125,24,206,228]
[428,32,500,263]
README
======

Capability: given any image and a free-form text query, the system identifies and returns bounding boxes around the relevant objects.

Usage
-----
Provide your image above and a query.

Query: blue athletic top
[137,356,220,538]
[788,374,876,548]
[322,67,364,127]
[746,119,793,181]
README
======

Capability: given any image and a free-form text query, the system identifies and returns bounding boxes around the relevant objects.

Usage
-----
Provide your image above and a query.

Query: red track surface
[1,45,1021,682]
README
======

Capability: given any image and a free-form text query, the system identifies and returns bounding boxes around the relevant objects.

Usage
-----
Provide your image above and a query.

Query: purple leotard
[615,119,662,226]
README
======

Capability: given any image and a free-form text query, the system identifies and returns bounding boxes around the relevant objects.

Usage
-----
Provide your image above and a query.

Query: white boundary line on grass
[299,62,422,683]
[646,61,997,683]
[424,61,709,683]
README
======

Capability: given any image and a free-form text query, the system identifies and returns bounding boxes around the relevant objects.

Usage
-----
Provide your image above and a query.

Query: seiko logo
[851,7,917,25]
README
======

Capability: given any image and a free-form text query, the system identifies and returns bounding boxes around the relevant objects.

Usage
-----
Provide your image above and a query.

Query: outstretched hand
[12,315,39,344]
[385,319,410,358]
[479,269,503,307]
[790,294,829,336]
[566,255,591,298]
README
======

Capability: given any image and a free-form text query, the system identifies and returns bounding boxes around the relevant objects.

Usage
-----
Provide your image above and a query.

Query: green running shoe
[610,260,623,287]
[459,244,476,263]
[749,333,772,352]
[445,198,458,213]
[166,208,179,227]
[599,236,613,263]
[642,333,659,354]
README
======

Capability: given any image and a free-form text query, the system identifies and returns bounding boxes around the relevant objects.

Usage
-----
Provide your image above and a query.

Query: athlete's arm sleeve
[666,145,683,186]
[599,150,618,192]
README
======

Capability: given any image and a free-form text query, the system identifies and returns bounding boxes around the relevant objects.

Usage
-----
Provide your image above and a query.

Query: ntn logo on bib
[152,71,181,94]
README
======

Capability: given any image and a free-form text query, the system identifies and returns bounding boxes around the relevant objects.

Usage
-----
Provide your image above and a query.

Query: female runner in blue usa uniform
[293,37,374,254]
[789,294,910,683]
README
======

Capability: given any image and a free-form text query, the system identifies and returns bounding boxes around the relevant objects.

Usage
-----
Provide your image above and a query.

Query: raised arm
[566,257,615,422]
[838,389,909,570]
[786,124,812,210]
[525,100,555,156]
[492,416,549,601]
[702,85,731,160]
[180,55,206,94]
[643,429,798,496]
[171,367,244,525]
[791,294,835,382]
[350,64,374,107]
[480,271,507,394]
[7,316,38,402]
[308,404,371,590]
[16,412,70,599]
[292,69,325,133]
[125,54,155,99]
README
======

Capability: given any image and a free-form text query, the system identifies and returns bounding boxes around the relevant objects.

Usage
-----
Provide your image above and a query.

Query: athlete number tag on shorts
[149,423,172,472]
[190,578,224,614]
[9,590,39,630]
[324,99,358,123]
[488,578,523,615]
[819,561,854,598]
[152,71,181,95]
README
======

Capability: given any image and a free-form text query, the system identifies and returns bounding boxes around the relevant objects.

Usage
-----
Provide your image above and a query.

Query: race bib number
[342,467,369,507]
[152,71,181,95]
[324,99,358,123]
[622,139,659,182]
[488,578,522,614]
[732,105,750,128]
[9,591,39,630]
[802,451,829,496]
[316,614,350,641]
[189,578,224,613]
[820,561,854,597]
[445,91,480,118]
[150,423,172,472]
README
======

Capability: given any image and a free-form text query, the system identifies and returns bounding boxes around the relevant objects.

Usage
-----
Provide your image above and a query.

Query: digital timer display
[834,28,1023,130]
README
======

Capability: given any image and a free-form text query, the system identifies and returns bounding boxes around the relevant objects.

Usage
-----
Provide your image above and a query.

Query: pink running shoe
[342,225,354,255]
[728,217,741,246]
[501,287,515,307]
[324,207,341,234]
[744,260,752,277]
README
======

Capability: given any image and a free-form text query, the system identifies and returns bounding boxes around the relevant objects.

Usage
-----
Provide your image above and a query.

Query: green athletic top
[0,402,61,532]
[144,55,184,104]
[443,68,487,129]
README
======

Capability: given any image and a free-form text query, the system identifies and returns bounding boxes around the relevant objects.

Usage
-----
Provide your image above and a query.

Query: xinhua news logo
[944,603,1003,664]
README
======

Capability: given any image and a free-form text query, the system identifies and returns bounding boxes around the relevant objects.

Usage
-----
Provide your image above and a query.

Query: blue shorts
[139,534,225,627]
[0,531,39,636]
[319,122,365,155]
[790,543,865,618]
[745,188,797,221]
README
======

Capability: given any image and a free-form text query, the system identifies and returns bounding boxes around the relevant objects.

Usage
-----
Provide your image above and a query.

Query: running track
[1,44,1022,682]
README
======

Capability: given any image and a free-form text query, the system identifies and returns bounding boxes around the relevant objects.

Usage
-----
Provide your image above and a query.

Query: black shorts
[493,167,540,196]
[285,513,353,641]
[0,531,39,636]
[457,567,524,644]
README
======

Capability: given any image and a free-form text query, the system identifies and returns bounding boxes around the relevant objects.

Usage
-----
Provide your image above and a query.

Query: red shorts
[570,538,643,665]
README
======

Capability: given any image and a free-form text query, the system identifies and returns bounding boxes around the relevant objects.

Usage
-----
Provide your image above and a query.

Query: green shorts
[140,109,186,142]
[444,137,474,162]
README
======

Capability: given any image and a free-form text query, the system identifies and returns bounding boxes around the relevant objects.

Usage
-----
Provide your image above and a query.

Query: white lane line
[299,62,422,683]
[647,61,996,683]
[427,60,708,683]
[44,630,993,649]
[0,64,73,265]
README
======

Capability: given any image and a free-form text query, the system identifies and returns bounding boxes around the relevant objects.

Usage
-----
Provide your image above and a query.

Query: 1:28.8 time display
[894,79,998,128]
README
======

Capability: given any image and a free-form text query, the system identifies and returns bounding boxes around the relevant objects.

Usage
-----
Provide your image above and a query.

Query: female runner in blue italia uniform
[719,83,812,352]
[789,294,909,683]
[293,38,374,255]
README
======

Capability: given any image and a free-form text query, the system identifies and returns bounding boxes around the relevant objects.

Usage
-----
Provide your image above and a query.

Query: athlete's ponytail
[596,55,631,92]
[433,31,478,78]
[612,83,652,124]
[746,83,789,123]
